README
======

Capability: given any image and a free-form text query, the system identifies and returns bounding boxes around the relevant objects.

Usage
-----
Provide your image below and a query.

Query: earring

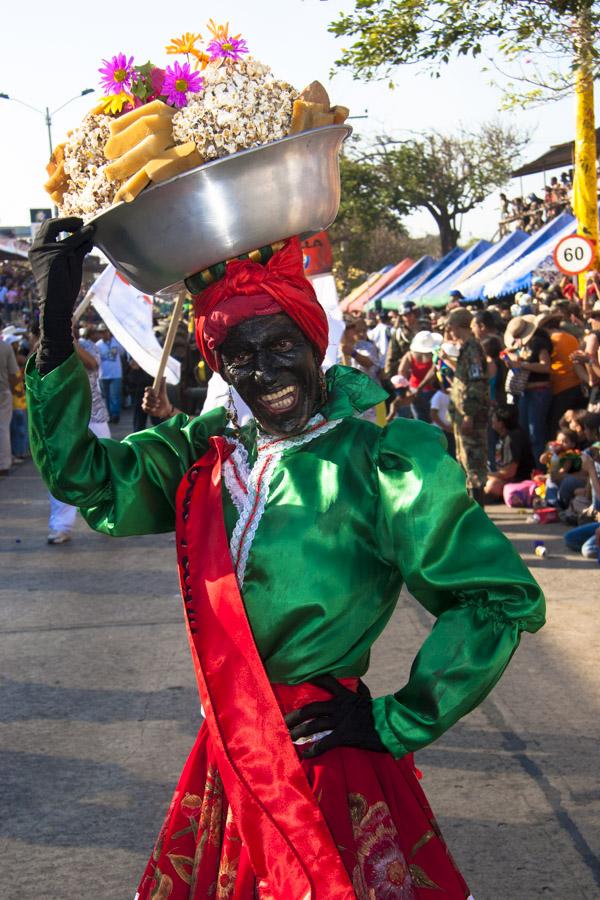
[226,388,241,431]
[319,369,328,405]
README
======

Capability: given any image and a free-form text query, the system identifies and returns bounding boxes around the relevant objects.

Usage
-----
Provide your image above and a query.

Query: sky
[0,0,589,243]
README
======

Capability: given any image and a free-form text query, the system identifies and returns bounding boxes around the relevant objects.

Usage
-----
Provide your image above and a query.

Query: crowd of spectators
[341,275,600,560]
[0,262,39,324]
[2,256,600,557]
[498,171,575,236]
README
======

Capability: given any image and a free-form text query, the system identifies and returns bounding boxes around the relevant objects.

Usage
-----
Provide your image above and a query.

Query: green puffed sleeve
[372,418,545,758]
[26,353,228,536]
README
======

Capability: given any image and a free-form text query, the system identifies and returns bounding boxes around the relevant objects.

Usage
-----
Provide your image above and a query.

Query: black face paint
[219,313,322,437]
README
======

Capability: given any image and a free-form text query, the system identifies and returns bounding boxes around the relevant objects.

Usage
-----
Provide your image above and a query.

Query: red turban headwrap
[193,237,328,372]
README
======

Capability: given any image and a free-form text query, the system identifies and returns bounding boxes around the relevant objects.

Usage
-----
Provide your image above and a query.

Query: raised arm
[27,217,227,536]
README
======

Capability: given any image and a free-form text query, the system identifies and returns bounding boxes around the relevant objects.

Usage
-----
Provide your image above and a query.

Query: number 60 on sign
[553,234,596,275]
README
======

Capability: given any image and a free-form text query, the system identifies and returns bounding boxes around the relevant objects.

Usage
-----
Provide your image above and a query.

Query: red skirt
[135,682,472,899]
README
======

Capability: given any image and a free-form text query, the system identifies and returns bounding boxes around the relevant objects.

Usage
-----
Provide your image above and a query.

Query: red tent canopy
[344,258,414,313]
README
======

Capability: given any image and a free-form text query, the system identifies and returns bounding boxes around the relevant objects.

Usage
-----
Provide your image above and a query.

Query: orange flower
[206,19,228,40]
[166,32,203,56]
[190,48,211,71]
[206,19,242,42]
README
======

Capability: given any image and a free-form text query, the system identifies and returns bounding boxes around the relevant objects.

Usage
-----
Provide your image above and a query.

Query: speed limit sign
[553,234,596,275]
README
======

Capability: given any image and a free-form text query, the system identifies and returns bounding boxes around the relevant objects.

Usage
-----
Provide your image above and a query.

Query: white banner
[84,266,180,385]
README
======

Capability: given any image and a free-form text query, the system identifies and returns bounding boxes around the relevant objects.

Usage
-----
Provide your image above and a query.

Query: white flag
[84,265,181,385]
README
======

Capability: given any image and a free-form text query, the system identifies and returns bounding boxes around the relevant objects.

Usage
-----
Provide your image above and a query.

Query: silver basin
[91,124,351,295]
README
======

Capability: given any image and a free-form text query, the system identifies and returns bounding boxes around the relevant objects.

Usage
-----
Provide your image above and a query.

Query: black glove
[284,674,387,759]
[29,216,95,375]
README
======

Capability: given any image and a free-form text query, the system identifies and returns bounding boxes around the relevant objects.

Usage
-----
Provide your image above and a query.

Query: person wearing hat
[446,308,490,504]
[391,330,442,422]
[26,218,545,899]
[382,299,419,383]
[504,314,553,460]
[446,291,463,313]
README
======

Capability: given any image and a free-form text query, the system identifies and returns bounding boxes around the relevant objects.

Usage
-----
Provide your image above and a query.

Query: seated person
[540,428,584,508]
[559,408,589,446]
[484,404,534,501]
[564,520,600,560]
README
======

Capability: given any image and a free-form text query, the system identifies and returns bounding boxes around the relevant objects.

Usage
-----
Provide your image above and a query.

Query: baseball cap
[400,301,417,314]
[449,289,464,300]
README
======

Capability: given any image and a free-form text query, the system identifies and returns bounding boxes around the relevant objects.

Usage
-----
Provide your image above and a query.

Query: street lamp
[0,88,94,158]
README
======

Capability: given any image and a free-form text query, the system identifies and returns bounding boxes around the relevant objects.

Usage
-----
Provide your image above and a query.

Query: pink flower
[162,60,204,108]
[150,67,166,96]
[99,53,135,95]
[207,35,249,61]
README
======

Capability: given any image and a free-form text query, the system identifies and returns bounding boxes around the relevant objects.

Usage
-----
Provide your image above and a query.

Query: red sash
[175,436,355,899]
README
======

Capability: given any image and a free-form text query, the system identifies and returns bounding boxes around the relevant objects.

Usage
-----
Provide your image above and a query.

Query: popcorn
[48,25,347,219]
[172,58,298,164]
[60,112,118,219]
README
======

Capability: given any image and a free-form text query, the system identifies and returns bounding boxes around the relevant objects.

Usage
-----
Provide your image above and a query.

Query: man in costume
[28,219,545,900]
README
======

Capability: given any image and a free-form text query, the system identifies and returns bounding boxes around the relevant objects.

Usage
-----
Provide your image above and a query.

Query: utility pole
[572,3,599,300]
[45,107,54,158]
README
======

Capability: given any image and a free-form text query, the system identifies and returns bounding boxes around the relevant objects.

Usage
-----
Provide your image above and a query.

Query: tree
[328,0,600,108]
[330,154,411,291]
[367,123,528,254]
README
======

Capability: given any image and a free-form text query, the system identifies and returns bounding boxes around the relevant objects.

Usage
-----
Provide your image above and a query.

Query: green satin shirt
[26,354,545,758]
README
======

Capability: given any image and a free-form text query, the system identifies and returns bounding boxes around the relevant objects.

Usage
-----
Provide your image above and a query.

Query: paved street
[1,415,598,899]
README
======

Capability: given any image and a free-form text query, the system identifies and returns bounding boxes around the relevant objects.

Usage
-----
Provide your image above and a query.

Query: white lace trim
[229,416,342,587]
[222,437,251,515]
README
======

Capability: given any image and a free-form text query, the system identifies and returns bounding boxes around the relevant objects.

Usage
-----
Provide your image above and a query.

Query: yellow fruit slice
[44,160,68,194]
[109,99,175,136]
[105,131,174,182]
[331,105,350,124]
[290,100,327,134]
[114,168,151,203]
[105,115,179,160]
[299,81,331,110]
[145,143,202,183]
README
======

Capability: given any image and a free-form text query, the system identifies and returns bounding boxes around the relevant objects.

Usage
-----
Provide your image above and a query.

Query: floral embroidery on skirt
[136,717,470,900]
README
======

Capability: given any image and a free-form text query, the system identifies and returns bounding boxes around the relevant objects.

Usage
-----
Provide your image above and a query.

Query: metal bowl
[91,124,351,295]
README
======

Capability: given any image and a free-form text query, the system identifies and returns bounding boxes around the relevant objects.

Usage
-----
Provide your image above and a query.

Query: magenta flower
[99,53,135,95]
[162,60,204,108]
[207,35,249,62]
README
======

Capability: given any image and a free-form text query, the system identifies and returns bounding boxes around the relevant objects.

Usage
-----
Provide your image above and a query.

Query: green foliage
[330,122,525,286]
[330,153,409,288]
[329,0,600,107]
[367,123,528,253]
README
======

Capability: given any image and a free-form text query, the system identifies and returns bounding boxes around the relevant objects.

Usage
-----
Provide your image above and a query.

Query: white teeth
[270,396,295,410]
[261,386,296,402]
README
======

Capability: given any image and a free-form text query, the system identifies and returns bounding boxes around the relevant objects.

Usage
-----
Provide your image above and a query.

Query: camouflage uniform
[383,324,416,378]
[449,337,490,490]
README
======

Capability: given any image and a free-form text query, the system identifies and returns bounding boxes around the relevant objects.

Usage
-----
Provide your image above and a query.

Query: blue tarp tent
[451,231,529,301]
[368,255,436,309]
[409,240,492,307]
[376,249,462,309]
[484,213,576,297]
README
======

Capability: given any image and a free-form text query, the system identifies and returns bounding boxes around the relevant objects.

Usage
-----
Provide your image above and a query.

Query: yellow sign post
[571,11,599,301]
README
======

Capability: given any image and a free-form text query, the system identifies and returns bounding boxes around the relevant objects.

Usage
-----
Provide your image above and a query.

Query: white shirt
[430,390,451,428]
[367,322,390,361]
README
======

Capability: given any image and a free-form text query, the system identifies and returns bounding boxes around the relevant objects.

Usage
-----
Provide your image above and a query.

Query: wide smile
[258,385,299,415]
